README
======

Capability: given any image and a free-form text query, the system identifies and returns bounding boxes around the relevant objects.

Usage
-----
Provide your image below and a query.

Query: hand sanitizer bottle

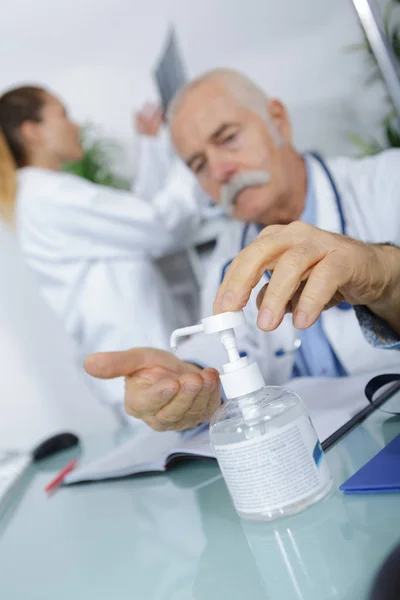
[171,310,333,522]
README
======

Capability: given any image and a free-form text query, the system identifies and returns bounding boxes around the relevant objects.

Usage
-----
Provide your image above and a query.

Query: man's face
[170,81,293,225]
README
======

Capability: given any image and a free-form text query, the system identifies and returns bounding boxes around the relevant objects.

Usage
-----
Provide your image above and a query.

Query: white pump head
[170,311,265,400]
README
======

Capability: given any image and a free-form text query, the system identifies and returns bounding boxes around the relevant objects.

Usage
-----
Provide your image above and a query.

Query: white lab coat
[16,160,200,414]
[134,129,175,200]
[133,132,221,325]
[178,150,400,381]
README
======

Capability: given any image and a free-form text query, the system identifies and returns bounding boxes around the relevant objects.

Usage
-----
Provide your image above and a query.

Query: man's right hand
[84,348,221,431]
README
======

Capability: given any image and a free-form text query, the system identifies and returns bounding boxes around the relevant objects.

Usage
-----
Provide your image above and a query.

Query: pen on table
[45,459,78,493]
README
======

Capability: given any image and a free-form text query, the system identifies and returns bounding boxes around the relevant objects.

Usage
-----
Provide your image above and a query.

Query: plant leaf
[385,118,400,147]
[348,133,383,156]
[64,123,130,190]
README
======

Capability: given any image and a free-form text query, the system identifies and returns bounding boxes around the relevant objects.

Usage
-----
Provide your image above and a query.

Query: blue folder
[340,434,400,494]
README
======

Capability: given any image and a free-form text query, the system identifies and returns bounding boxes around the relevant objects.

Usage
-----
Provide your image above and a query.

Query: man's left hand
[214,221,399,333]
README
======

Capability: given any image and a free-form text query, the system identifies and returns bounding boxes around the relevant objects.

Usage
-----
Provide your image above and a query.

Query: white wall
[0,0,388,172]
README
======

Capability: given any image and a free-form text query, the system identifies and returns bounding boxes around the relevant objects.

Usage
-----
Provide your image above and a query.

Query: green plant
[64,124,130,190]
[350,0,400,155]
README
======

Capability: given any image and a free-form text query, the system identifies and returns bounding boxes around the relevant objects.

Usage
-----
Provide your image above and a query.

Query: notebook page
[287,368,399,443]
[65,430,181,483]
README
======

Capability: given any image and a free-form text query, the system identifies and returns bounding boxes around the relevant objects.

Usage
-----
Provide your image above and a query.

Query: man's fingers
[256,243,325,331]
[213,235,291,314]
[154,373,208,429]
[201,367,220,388]
[177,369,220,422]
[125,368,219,424]
[169,392,221,432]
[202,393,223,423]
[292,256,348,328]
[258,224,286,237]
[213,222,315,315]
[256,284,268,310]
[84,351,131,379]
[125,377,180,418]
[84,348,163,379]
[147,369,220,431]
[84,349,142,379]
[156,373,216,429]
[256,255,349,330]
[200,370,223,422]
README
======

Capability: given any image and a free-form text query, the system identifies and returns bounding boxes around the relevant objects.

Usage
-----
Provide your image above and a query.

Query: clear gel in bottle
[170,311,333,522]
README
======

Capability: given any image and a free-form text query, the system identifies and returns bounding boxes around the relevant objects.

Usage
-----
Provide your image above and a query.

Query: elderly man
[85,68,400,431]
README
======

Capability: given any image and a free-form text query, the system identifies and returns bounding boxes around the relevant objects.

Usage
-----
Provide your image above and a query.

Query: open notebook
[65,369,398,485]
[65,428,213,483]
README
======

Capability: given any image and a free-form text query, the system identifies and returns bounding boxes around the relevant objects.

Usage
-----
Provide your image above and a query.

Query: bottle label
[213,415,331,514]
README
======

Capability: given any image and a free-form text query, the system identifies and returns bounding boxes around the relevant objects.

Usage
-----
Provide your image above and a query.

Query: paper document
[65,428,214,484]
[65,369,397,485]
[286,368,399,443]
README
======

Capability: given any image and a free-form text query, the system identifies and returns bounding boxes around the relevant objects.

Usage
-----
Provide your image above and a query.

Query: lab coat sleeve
[133,130,174,200]
[372,149,400,239]
[40,165,200,258]
[354,306,400,349]
[348,149,400,243]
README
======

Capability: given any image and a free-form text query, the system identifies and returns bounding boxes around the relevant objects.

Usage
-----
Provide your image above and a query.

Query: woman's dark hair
[0,86,47,167]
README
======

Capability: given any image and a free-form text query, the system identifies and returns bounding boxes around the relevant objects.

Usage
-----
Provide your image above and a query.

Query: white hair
[167,68,282,144]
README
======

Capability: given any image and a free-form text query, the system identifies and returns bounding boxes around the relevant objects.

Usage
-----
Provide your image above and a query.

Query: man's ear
[267,99,292,143]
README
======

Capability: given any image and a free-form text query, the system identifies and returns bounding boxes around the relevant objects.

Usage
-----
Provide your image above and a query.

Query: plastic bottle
[170,310,333,521]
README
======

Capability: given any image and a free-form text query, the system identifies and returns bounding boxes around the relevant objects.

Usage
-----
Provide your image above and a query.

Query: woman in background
[0,85,200,422]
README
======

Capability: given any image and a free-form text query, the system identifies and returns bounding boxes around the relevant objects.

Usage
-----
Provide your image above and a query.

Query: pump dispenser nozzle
[170,324,204,352]
[170,311,265,400]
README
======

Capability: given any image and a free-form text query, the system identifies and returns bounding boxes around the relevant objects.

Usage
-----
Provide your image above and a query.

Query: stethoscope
[220,152,352,358]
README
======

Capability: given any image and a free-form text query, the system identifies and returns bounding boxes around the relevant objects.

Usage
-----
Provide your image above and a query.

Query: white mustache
[220,171,271,216]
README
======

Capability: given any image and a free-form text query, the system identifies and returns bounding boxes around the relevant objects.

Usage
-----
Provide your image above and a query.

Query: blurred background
[0,0,397,179]
[0,0,399,444]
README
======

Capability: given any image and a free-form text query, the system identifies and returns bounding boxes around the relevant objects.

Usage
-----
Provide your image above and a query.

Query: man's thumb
[84,348,156,380]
